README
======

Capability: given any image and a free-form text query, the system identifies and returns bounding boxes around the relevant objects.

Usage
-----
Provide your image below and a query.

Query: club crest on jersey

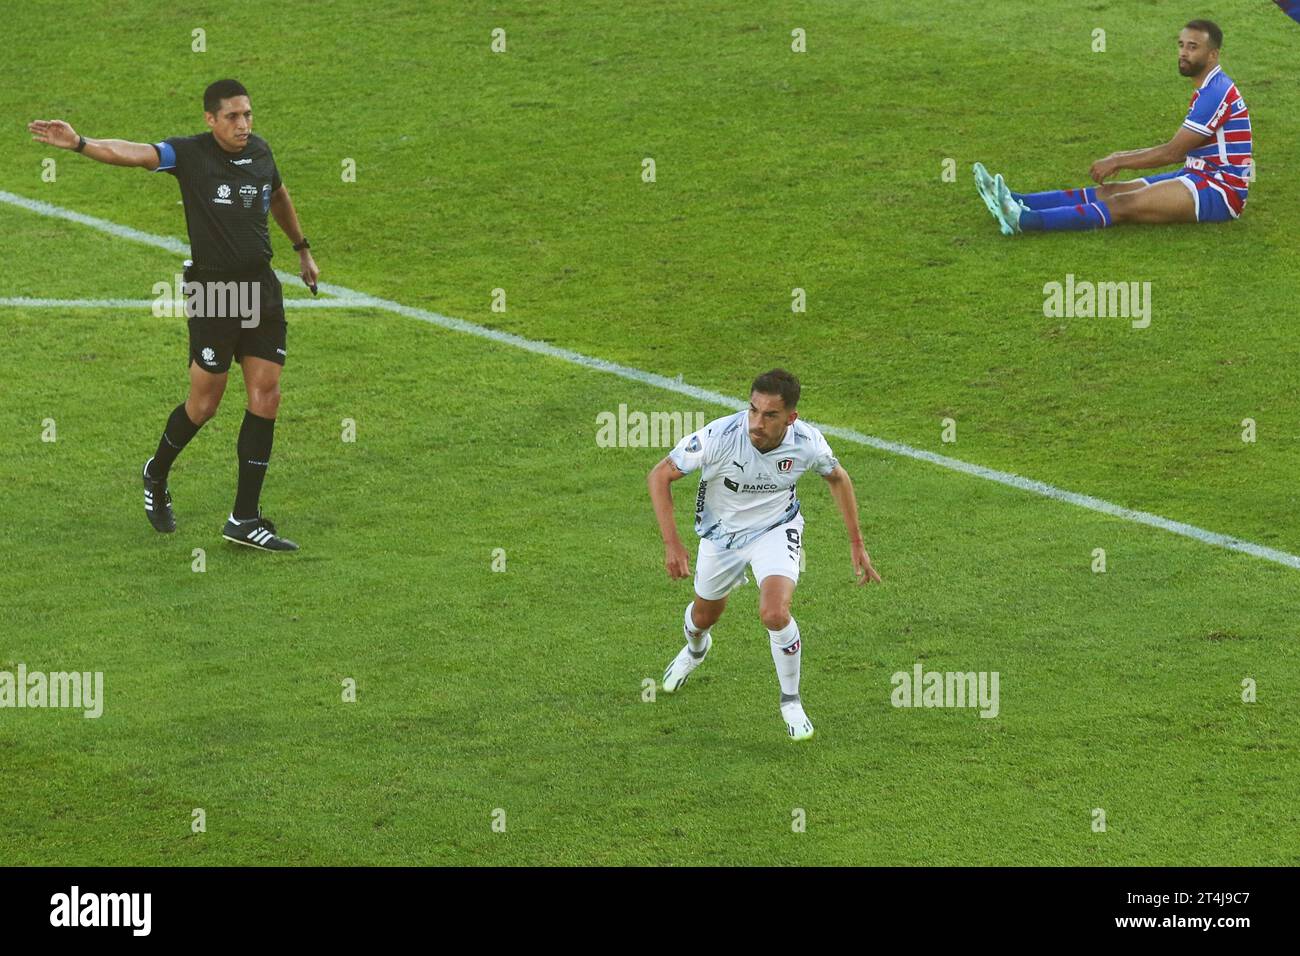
[777,458,794,473]
[214,183,233,205]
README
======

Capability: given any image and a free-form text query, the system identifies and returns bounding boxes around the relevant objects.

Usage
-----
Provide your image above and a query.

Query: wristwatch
[74,135,87,153]
[292,238,310,252]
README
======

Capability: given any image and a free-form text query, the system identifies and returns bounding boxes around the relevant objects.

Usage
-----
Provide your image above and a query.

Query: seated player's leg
[1009,179,1147,210]
[750,519,813,741]
[1006,174,1200,233]
[995,177,1106,233]
[1105,178,1197,225]
[1096,180,1157,200]
[662,540,746,693]
[973,167,1137,225]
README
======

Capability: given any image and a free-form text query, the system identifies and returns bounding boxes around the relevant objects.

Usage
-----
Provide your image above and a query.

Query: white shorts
[693,514,804,601]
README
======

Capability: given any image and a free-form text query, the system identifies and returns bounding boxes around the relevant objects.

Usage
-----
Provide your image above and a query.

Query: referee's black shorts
[184,262,287,374]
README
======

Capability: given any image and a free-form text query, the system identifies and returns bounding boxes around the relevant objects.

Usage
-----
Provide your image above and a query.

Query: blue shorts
[1138,170,1243,223]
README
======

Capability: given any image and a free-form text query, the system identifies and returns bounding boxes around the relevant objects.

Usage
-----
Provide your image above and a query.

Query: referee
[29,79,318,551]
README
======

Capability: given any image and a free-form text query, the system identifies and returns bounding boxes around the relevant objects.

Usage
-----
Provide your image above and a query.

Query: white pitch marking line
[2,188,1296,570]
[0,189,365,302]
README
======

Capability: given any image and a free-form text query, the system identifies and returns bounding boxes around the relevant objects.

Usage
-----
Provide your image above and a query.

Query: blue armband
[152,141,177,172]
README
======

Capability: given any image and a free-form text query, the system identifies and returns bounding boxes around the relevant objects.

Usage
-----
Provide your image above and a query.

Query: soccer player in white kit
[646,369,882,741]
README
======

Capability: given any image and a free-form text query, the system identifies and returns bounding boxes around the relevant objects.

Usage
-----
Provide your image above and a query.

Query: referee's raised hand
[28,119,79,149]
[27,119,160,168]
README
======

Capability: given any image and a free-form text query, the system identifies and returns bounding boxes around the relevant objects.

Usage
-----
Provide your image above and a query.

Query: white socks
[683,602,710,654]
[768,618,801,697]
[681,605,802,691]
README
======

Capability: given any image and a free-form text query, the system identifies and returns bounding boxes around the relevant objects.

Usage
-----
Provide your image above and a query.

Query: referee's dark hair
[1185,19,1223,50]
[752,369,801,410]
[204,79,249,114]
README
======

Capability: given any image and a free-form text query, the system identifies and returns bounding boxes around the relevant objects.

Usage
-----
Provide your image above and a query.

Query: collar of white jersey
[1198,64,1223,90]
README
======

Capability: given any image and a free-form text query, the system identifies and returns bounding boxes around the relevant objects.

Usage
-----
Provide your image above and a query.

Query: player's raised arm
[1089,126,1212,183]
[647,456,691,580]
[28,119,159,169]
[822,464,882,585]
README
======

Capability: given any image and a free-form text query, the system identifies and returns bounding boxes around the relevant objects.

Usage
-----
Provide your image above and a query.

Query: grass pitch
[1,0,1297,865]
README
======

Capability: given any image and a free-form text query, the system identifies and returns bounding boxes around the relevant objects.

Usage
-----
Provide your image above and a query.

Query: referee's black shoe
[222,512,299,552]
[143,458,176,533]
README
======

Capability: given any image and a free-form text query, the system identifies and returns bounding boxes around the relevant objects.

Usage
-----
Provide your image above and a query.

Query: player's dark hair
[751,369,801,410]
[1184,19,1222,50]
[204,79,249,114]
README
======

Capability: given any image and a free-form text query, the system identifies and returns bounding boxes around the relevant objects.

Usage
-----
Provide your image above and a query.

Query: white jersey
[668,411,839,550]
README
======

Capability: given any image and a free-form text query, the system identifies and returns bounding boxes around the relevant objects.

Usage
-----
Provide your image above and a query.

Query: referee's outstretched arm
[28,119,160,168]
[29,117,320,290]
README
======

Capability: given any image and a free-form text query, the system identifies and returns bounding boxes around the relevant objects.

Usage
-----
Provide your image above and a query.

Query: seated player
[974,20,1250,233]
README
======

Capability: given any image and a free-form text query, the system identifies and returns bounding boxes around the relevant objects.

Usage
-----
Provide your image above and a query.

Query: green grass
[1,0,1298,865]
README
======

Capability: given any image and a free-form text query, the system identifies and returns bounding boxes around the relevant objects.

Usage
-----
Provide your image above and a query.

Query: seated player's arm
[27,119,159,169]
[821,464,882,585]
[647,456,691,579]
[1091,127,1208,180]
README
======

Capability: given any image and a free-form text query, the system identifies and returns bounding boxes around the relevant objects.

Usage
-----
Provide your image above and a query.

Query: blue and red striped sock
[1019,201,1111,231]
[1011,187,1097,210]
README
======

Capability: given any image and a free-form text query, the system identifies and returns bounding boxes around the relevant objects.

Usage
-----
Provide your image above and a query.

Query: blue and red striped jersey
[1180,65,1251,213]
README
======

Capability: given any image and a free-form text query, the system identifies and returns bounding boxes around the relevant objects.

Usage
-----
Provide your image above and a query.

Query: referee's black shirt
[152,132,283,274]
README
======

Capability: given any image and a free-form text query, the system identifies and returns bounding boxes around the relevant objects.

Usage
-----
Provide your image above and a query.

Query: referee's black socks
[147,403,203,480]
[233,410,276,520]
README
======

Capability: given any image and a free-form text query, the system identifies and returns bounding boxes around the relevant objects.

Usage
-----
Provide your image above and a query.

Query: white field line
[2,188,1296,571]
[0,297,363,309]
